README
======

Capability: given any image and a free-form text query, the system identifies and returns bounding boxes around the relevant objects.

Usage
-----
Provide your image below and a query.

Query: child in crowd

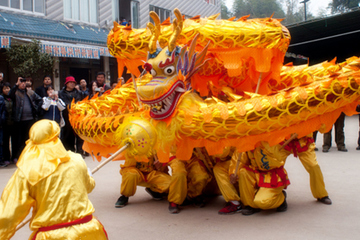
[41,85,66,127]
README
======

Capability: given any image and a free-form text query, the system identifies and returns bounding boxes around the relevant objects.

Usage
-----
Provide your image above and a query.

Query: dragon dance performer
[282,134,332,205]
[168,151,212,214]
[0,120,108,240]
[211,147,243,215]
[238,142,291,215]
[115,153,171,208]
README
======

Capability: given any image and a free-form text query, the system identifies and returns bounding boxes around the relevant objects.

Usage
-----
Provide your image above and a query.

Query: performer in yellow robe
[168,151,212,214]
[282,134,332,204]
[211,147,243,214]
[0,120,108,240]
[115,153,171,208]
[238,141,291,215]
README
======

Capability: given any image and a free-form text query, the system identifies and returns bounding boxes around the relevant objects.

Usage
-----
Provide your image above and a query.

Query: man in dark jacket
[10,77,43,162]
[58,76,84,152]
[35,75,52,98]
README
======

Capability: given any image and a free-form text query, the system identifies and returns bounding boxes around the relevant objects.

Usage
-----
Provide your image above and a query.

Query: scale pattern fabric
[69,10,360,163]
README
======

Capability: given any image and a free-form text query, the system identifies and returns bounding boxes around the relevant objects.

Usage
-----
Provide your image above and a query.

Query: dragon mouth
[141,81,186,120]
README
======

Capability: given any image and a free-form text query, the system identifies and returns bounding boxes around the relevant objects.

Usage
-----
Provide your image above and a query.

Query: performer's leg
[238,167,258,209]
[187,160,211,199]
[253,186,285,210]
[298,143,329,199]
[213,161,240,202]
[119,167,144,197]
[139,171,171,194]
[168,159,187,205]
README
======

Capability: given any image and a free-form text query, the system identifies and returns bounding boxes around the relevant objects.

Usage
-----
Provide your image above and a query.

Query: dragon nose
[144,63,153,72]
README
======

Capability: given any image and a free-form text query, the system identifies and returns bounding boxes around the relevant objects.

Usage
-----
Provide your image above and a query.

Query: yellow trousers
[239,167,285,210]
[297,143,328,199]
[168,159,211,204]
[120,167,171,197]
[213,161,240,202]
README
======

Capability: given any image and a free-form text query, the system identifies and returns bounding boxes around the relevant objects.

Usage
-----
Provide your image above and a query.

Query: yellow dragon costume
[69,9,360,163]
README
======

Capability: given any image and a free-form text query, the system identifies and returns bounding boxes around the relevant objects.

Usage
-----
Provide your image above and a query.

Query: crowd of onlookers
[0,71,125,167]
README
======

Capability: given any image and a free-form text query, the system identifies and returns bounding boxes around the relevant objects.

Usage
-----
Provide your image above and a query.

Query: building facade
[0,0,221,89]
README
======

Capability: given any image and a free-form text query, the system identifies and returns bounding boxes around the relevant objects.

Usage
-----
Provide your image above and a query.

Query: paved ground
[2,115,360,240]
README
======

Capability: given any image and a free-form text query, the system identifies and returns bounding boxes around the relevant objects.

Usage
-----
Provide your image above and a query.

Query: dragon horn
[168,8,183,53]
[148,11,161,54]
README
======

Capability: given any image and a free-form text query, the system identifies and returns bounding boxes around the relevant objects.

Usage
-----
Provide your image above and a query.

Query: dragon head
[137,9,208,120]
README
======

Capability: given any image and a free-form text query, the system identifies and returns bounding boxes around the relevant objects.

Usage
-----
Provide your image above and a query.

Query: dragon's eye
[164,66,175,76]
[150,69,157,77]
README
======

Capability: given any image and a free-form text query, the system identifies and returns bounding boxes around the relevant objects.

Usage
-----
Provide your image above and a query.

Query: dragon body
[69,9,360,162]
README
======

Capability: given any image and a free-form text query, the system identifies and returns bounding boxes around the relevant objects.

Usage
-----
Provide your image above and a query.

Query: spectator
[35,75,52,98]
[96,72,111,95]
[1,82,14,166]
[0,93,5,167]
[322,112,347,152]
[111,82,118,90]
[9,77,42,163]
[89,81,100,99]
[118,77,126,85]
[120,18,128,26]
[79,79,89,97]
[0,72,4,93]
[58,76,83,152]
[41,85,66,127]
[25,77,33,90]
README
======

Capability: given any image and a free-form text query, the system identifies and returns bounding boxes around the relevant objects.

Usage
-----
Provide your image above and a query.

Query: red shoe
[169,202,180,214]
[218,202,242,215]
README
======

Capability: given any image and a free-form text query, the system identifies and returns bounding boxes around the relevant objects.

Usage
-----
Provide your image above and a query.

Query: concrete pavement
[1,115,360,240]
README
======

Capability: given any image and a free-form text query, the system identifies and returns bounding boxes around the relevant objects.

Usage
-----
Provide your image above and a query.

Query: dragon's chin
[140,81,185,120]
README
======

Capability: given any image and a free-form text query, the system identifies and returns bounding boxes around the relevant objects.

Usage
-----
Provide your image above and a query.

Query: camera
[20,78,26,82]
[94,87,101,92]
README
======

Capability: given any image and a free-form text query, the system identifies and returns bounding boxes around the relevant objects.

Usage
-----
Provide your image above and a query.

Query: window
[149,5,170,23]
[0,0,44,13]
[64,0,98,24]
[131,1,139,28]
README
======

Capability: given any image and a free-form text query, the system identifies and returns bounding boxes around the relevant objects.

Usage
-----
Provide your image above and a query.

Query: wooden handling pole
[279,133,299,150]
[131,73,142,108]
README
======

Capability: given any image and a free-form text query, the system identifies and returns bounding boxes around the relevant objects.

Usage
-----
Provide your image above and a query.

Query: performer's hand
[154,160,162,170]
[229,174,238,184]
[87,167,93,177]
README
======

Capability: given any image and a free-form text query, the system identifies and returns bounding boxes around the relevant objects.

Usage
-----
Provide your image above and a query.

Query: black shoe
[322,148,329,153]
[115,195,129,208]
[277,190,288,212]
[181,197,193,206]
[169,202,180,214]
[0,163,8,168]
[314,147,318,151]
[356,146,360,150]
[242,206,260,215]
[338,146,348,152]
[192,195,206,208]
[145,188,163,200]
[317,196,332,205]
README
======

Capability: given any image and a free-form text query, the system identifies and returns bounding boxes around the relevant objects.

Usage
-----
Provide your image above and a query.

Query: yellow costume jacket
[239,142,291,188]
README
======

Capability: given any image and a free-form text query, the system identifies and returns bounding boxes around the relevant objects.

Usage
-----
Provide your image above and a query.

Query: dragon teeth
[175,87,185,93]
